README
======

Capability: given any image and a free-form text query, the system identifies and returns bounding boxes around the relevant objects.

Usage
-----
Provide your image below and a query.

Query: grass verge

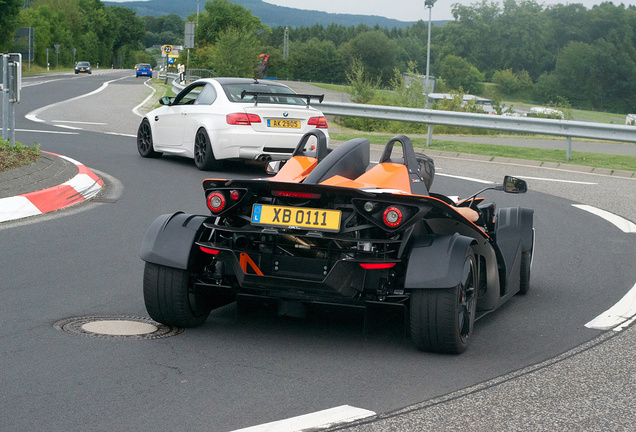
[0,140,41,174]
[330,132,636,172]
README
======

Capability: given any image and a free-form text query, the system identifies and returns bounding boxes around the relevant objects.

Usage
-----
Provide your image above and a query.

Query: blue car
[136,63,153,78]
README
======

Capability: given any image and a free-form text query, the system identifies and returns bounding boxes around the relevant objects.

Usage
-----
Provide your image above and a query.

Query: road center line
[572,204,636,233]
[229,405,376,432]
[585,283,636,331]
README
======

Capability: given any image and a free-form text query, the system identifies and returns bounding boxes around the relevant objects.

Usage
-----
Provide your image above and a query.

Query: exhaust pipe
[233,234,250,250]
[246,154,272,166]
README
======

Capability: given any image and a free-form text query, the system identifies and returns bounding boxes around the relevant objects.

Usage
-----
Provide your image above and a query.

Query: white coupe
[137,78,329,170]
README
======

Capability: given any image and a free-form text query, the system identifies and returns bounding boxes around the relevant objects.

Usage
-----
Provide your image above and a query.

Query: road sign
[185,23,195,49]
[162,45,173,54]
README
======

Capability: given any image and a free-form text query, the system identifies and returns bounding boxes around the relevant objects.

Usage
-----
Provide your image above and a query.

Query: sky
[106,0,636,22]
[263,0,635,21]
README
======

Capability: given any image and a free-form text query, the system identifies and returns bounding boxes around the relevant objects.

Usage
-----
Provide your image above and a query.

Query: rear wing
[240,90,324,107]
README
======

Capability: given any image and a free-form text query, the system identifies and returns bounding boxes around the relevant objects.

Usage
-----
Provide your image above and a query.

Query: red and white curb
[0,151,103,223]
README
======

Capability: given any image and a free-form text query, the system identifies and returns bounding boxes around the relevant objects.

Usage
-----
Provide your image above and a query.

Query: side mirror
[159,96,172,106]
[266,160,283,175]
[503,176,527,193]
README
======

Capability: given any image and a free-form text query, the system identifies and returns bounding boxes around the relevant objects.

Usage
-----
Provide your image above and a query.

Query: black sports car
[75,61,91,74]
[140,131,535,353]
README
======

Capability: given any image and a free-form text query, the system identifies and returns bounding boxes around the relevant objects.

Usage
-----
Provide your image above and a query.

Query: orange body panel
[321,163,413,194]
[271,156,318,183]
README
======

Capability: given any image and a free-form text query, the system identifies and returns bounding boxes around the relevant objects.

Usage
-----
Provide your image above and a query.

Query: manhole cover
[54,316,183,340]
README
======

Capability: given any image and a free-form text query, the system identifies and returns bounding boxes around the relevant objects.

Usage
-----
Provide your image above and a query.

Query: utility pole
[283,27,289,59]
[424,0,436,146]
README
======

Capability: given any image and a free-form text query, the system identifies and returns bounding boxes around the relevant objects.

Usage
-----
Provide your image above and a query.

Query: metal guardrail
[168,76,636,160]
[318,101,636,143]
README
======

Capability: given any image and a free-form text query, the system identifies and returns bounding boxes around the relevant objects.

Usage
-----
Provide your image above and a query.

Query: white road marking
[229,405,376,432]
[25,75,130,126]
[515,175,596,185]
[132,78,157,117]
[435,172,495,184]
[104,132,136,138]
[586,283,636,331]
[22,78,68,87]
[572,204,636,233]
[16,128,78,135]
[51,120,108,125]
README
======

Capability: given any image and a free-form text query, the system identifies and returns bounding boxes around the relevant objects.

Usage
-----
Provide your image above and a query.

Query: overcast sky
[106,0,636,22]
[264,0,634,21]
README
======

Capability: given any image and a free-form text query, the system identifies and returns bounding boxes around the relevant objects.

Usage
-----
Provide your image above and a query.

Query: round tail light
[383,206,403,227]
[207,192,226,213]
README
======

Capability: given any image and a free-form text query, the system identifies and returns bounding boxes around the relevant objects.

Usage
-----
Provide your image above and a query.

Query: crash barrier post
[169,77,636,161]
[1,53,22,146]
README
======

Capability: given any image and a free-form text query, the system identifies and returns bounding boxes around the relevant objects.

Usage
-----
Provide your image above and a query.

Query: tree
[439,55,484,94]
[208,27,262,77]
[287,38,345,83]
[0,0,22,49]
[340,30,398,85]
[195,0,267,46]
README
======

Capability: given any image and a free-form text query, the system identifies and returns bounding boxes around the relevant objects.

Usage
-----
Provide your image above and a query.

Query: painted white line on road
[103,132,136,138]
[572,204,636,233]
[586,283,636,330]
[51,120,108,125]
[54,124,83,130]
[229,405,376,432]
[22,78,68,87]
[16,129,78,135]
[435,172,495,184]
[515,175,597,185]
[25,75,130,126]
[132,78,157,117]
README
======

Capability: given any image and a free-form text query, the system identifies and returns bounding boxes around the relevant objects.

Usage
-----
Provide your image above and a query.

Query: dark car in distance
[75,61,91,74]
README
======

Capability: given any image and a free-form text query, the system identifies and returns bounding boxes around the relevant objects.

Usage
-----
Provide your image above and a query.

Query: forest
[2,0,636,113]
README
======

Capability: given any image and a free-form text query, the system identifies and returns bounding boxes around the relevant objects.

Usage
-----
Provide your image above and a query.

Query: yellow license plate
[267,119,300,128]
[251,204,341,232]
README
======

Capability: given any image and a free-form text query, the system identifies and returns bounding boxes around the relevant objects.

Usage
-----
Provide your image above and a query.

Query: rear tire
[137,118,162,158]
[518,250,532,295]
[143,262,211,327]
[194,128,221,171]
[410,249,477,354]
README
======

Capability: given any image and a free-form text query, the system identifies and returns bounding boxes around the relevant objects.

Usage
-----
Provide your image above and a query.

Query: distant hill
[104,0,447,29]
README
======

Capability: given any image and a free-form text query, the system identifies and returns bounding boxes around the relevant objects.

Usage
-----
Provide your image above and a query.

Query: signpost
[54,44,60,69]
[185,22,195,83]
[1,53,22,145]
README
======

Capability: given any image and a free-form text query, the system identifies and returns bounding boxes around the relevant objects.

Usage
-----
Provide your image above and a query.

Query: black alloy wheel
[193,128,221,171]
[143,263,212,328]
[137,118,162,158]
[410,248,477,354]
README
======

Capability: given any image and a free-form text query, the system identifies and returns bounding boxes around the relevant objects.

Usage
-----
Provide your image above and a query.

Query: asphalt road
[1,70,635,431]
